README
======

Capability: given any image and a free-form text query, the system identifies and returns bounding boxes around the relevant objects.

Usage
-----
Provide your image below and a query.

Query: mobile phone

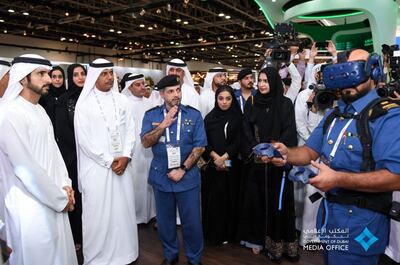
[316,41,329,49]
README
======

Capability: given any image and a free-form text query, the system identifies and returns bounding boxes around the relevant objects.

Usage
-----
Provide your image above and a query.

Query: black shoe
[161,257,179,265]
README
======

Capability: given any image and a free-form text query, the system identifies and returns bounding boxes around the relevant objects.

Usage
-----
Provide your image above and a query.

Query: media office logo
[303,228,349,251]
[354,228,378,251]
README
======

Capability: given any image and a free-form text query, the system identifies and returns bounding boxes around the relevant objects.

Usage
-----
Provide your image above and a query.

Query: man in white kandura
[122,73,156,224]
[74,58,138,265]
[166,58,200,110]
[199,67,227,118]
[0,54,77,265]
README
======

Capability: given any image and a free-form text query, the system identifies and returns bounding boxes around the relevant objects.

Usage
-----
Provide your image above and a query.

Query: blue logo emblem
[355,227,378,251]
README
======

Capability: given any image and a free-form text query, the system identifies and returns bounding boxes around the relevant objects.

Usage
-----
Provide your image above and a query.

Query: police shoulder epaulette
[380,100,400,111]
[368,100,400,120]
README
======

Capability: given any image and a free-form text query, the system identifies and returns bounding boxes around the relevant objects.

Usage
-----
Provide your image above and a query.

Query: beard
[28,82,49,96]
[341,88,369,103]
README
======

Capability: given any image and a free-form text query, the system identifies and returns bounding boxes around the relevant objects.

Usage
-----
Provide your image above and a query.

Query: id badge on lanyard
[164,110,182,169]
[110,128,123,155]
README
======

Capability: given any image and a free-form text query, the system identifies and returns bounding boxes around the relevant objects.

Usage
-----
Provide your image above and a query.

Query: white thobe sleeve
[0,118,68,212]
[295,92,311,144]
[304,62,315,87]
[75,110,115,168]
[122,103,135,158]
[285,63,302,104]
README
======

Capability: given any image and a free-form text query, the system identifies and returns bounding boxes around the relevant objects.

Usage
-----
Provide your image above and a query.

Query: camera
[309,83,336,110]
[377,44,400,97]
[265,23,300,64]
[377,81,400,97]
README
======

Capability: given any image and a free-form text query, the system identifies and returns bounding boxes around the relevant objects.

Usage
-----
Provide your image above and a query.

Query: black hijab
[48,66,66,97]
[67,64,87,92]
[205,85,242,131]
[249,67,285,142]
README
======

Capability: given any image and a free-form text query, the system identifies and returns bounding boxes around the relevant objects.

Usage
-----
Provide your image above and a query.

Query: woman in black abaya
[202,85,242,245]
[55,64,87,250]
[238,67,298,263]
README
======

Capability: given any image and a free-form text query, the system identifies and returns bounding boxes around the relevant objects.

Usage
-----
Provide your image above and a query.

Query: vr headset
[322,53,383,90]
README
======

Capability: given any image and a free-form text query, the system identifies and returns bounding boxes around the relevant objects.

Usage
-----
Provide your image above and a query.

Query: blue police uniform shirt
[306,89,400,255]
[234,88,257,112]
[140,104,207,193]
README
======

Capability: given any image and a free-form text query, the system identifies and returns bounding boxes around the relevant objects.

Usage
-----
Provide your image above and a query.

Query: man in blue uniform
[141,75,206,265]
[271,49,400,264]
[234,68,256,113]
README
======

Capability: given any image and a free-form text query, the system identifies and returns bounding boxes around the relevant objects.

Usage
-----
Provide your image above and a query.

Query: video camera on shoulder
[308,83,337,111]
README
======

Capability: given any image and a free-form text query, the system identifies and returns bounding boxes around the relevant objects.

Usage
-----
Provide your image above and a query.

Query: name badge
[110,130,123,155]
[166,144,181,169]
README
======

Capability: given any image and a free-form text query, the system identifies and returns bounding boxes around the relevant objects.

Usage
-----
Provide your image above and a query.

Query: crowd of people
[0,40,399,265]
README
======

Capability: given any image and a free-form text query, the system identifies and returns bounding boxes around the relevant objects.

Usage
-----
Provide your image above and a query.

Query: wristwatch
[180,164,188,172]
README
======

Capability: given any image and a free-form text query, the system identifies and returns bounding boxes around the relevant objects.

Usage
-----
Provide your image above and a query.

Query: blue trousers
[153,186,203,264]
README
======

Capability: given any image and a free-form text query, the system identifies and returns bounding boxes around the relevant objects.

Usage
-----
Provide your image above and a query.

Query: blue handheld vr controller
[253,143,283,158]
[322,53,383,91]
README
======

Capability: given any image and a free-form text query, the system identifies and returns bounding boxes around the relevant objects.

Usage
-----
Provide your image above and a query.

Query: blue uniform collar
[337,89,379,114]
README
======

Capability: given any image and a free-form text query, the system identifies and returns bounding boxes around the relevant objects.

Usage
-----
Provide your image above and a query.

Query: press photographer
[377,44,400,99]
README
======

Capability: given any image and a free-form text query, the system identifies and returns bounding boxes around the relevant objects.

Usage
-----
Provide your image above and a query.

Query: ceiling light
[156,8,162,14]
[23,31,26,35]
[176,18,182,22]
[148,26,153,30]
[175,43,179,46]
[117,30,122,34]
[140,24,145,28]
[109,28,115,32]
[69,38,73,41]
[131,12,136,19]
[3,30,7,33]
[91,34,96,38]
[229,35,234,39]
[183,21,188,25]
[170,41,175,45]
[167,3,171,11]
[272,0,276,2]
[110,15,114,22]
[0,20,4,23]
[140,9,146,16]
[8,9,15,13]
[91,17,95,24]
[218,13,224,17]
[65,12,69,16]
[225,15,231,19]
[60,37,66,41]
[23,12,29,16]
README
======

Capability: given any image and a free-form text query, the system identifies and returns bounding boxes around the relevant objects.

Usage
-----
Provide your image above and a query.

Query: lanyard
[163,110,182,143]
[224,122,229,139]
[326,116,354,159]
[239,96,244,112]
[93,89,118,133]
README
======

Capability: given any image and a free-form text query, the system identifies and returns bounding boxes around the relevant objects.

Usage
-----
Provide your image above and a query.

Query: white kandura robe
[0,96,77,265]
[124,92,156,224]
[294,89,325,245]
[199,89,215,119]
[181,83,200,110]
[75,89,138,265]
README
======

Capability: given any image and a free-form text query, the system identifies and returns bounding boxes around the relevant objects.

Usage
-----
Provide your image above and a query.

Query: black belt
[326,193,390,215]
